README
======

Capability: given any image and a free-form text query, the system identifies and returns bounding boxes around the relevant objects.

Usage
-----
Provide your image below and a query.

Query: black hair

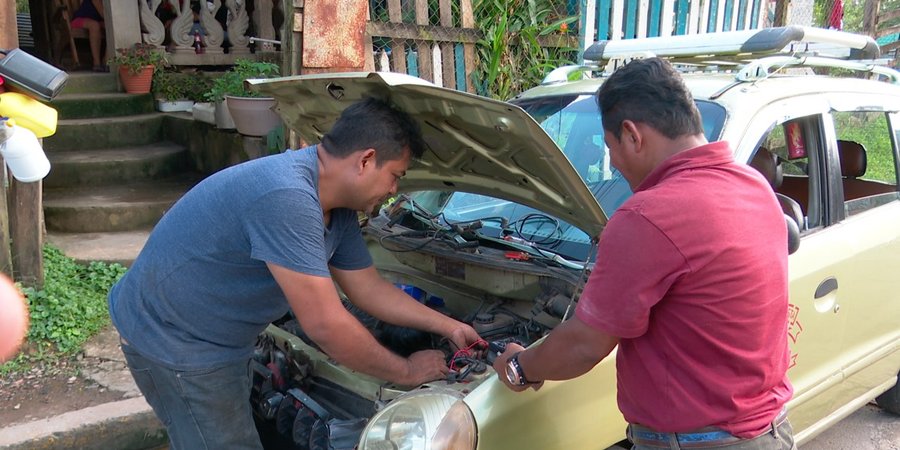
[596,57,704,140]
[321,97,426,165]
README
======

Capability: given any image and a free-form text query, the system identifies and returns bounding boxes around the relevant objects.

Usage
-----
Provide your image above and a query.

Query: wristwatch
[505,352,532,386]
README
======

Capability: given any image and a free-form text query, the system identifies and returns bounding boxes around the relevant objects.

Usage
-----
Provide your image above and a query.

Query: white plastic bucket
[0,124,51,182]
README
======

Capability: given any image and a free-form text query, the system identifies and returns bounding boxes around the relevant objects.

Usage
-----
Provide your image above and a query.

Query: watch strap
[508,352,532,386]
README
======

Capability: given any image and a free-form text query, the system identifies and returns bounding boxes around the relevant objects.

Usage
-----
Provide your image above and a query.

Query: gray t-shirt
[109,146,372,369]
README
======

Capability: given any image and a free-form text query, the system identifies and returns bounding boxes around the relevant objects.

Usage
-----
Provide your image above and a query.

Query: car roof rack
[541,26,900,86]
[737,55,900,84]
[583,26,882,63]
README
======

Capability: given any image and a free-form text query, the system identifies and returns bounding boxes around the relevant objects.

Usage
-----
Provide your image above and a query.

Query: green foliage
[153,70,213,102]
[0,246,126,376]
[109,43,168,75]
[16,0,28,13]
[833,111,895,182]
[204,59,281,102]
[813,0,899,32]
[472,0,579,100]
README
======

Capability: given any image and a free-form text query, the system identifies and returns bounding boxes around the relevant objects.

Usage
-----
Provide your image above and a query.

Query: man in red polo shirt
[493,57,795,449]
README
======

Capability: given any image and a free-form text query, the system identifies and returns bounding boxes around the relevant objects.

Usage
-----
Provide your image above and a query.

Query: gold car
[248,26,900,450]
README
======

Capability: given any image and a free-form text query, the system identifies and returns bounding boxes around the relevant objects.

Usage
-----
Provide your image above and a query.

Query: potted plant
[109,43,167,94]
[204,59,281,136]
[152,70,211,113]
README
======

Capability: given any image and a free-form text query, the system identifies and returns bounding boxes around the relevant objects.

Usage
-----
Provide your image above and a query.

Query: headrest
[838,140,866,178]
[749,147,782,188]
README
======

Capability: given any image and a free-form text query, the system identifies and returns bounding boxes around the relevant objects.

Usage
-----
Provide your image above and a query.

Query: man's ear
[621,120,642,150]
[358,148,377,172]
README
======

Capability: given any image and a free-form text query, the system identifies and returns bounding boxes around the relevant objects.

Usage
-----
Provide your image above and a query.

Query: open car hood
[249,72,608,237]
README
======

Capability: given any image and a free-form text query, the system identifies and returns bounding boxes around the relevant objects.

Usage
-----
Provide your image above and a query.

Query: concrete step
[45,142,191,188]
[60,72,119,95]
[43,113,165,152]
[51,92,155,120]
[47,230,151,267]
[44,176,201,233]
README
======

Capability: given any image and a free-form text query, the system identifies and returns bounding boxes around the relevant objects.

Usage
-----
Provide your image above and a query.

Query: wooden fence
[365,0,479,93]
[364,0,770,93]
[582,0,768,50]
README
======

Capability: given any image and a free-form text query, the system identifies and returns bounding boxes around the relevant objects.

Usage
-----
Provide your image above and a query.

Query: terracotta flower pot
[119,65,154,94]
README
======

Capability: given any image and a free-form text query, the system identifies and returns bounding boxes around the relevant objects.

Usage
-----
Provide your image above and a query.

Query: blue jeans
[628,412,797,450]
[120,340,262,450]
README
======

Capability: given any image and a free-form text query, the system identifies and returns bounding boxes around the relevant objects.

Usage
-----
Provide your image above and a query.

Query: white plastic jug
[0,121,51,183]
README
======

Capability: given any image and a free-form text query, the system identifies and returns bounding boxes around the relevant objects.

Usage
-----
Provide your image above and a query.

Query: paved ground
[802,404,900,449]
[0,327,166,450]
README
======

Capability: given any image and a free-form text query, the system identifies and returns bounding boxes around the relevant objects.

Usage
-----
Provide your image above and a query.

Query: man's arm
[330,265,481,351]
[268,262,447,386]
[493,315,618,392]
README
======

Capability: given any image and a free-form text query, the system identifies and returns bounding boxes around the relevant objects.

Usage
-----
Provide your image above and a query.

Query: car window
[831,111,900,217]
[755,115,826,230]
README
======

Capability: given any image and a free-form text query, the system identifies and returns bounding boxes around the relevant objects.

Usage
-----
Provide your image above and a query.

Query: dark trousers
[120,341,263,450]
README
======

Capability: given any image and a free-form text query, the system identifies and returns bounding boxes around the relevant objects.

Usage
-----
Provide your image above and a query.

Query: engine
[248,283,567,449]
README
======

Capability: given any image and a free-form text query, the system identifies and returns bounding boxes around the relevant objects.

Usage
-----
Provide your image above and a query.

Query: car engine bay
[248,207,592,449]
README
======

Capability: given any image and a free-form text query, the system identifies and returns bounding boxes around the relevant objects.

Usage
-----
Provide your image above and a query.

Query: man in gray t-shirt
[109,98,482,449]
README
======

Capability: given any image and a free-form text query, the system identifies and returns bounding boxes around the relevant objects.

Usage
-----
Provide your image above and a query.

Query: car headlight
[359,388,476,450]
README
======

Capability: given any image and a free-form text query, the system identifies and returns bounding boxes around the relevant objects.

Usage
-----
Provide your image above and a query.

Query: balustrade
[137,0,282,66]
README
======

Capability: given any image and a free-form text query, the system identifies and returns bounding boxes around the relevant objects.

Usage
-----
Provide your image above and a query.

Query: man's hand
[399,349,450,386]
[446,322,483,354]
[493,343,543,392]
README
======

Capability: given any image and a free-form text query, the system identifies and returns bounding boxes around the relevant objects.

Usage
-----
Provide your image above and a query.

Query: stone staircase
[43,72,203,266]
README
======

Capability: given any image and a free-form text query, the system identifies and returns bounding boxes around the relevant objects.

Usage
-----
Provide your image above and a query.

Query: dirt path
[0,325,134,427]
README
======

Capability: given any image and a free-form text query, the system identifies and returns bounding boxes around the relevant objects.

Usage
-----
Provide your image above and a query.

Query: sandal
[92,65,108,73]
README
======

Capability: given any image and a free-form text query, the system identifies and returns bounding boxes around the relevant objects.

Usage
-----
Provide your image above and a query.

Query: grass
[0,245,126,376]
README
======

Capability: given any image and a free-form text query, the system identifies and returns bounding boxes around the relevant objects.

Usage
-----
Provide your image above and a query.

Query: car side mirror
[785,214,800,255]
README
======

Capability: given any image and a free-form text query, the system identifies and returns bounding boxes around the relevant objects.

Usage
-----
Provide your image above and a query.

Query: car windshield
[410,95,726,261]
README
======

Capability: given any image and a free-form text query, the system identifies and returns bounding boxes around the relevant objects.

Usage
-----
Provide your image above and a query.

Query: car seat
[749,147,805,230]
[837,140,896,201]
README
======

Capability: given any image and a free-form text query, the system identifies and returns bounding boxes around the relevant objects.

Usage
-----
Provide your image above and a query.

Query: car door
[818,101,900,424]
[734,97,853,441]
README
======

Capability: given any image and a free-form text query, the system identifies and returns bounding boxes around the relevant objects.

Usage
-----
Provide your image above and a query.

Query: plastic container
[0,92,58,138]
[0,121,51,182]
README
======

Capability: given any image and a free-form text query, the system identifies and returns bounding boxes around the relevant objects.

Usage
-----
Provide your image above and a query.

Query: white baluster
[139,0,166,46]
[227,0,251,54]
[201,0,226,54]
[169,0,195,54]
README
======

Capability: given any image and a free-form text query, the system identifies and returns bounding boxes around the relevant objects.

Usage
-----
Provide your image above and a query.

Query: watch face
[505,362,518,385]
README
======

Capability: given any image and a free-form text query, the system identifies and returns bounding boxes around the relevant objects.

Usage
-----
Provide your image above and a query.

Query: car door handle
[814,277,838,299]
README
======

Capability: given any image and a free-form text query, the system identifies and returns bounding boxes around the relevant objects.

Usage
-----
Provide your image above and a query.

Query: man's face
[359,149,411,214]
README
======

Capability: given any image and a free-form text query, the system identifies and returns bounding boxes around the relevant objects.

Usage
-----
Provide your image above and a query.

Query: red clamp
[504,251,530,261]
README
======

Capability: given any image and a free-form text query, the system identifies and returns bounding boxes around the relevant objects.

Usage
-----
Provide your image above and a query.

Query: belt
[628,408,788,449]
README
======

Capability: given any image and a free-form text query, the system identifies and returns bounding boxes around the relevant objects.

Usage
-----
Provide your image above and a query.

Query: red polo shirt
[576,141,793,438]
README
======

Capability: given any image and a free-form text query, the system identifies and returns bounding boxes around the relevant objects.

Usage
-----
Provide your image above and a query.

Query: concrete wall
[162,115,281,175]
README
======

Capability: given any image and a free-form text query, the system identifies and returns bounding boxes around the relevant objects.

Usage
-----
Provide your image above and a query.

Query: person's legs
[81,18,104,69]
[120,341,263,450]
